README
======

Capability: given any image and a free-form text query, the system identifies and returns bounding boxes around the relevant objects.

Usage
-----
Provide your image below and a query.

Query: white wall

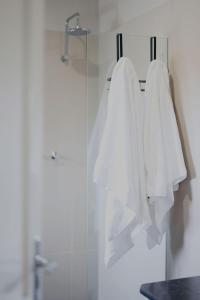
[166,0,200,279]
[45,0,99,32]
[99,0,169,33]
[98,0,200,286]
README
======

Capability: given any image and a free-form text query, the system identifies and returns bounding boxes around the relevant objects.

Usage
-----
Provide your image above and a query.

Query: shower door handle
[34,255,57,273]
[33,237,57,300]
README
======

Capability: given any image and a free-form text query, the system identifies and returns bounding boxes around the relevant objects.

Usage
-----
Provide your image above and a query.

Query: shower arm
[60,22,69,62]
[61,12,83,62]
[61,12,80,62]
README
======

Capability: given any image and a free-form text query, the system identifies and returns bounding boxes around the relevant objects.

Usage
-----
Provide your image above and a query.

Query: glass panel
[86,33,99,300]
[42,30,88,300]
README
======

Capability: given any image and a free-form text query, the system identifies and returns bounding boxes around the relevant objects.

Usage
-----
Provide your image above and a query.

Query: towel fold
[144,60,187,248]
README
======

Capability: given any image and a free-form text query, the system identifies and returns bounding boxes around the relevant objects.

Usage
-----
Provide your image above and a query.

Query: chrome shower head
[61,12,90,62]
[67,26,90,36]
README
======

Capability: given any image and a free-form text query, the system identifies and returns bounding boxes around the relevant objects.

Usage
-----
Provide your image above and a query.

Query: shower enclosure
[40,19,89,300]
[28,9,168,300]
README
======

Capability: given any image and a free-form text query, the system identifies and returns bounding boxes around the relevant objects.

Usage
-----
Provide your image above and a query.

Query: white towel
[144,60,187,248]
[93,57,151,267]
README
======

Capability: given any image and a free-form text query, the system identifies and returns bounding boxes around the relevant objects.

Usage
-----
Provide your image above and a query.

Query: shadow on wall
[168,75,195,258]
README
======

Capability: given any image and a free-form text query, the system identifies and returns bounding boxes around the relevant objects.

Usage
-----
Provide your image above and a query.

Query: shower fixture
[61,12,90,62]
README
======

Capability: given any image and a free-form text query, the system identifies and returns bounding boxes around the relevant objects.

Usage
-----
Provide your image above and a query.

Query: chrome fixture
[61,12,90,62]
[33,237,57,300]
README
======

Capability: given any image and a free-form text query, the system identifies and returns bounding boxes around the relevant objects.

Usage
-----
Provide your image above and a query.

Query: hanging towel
[144,60,187,249]
[93,57,151,267]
